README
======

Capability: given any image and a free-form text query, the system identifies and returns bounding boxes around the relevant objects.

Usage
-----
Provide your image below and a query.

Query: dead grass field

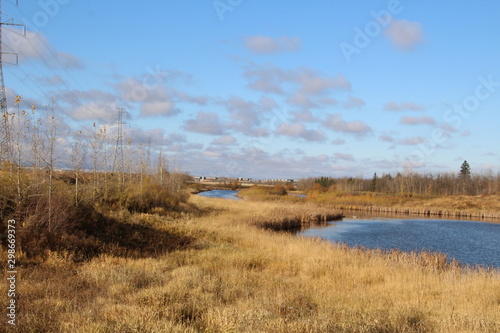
[4,196,499,332]
[240,186,500,221]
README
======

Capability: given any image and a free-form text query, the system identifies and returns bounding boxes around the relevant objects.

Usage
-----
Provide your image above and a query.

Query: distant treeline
[298,164,500,196]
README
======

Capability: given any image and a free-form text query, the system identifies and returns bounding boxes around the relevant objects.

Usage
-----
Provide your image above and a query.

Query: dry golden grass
[240,185,500,220]
[6,196,500,332]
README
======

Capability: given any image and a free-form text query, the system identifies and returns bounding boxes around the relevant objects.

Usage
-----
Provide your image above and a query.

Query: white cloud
[399,136,425,145]
[243,64,287,94]
[385,20,424,51]
[276,123,327,142]
[3,29,85,69]
[203,150,223,158]
[219,96,272,137]
[334,153,355,161]
[400,115,436,125]
[316,154,330,162]
[55,52,85,69]
[70,102,117,121]
[56,88,117,107]
[323,113,372,137]
[286,93,316,108]
[379,135,395,142]
[212,135,237,145]
[184,111,226,135]
[384,101,424,111]
[296,70,351,94]
[244,35,301,54]
[116,77,180,117]
[125,128,187,146]
[140,100,179,117]
[35,75,67,87]
[331,138,346,145]
[343,96,365,109]
[173,90,209,105]
[291,110,318,123]
[243,64,351,98]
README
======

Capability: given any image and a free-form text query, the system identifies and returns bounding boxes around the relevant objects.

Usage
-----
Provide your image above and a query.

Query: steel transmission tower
[0,0,25,162]
[113,107,126,184]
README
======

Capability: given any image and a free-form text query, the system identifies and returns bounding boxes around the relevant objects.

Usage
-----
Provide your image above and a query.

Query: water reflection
[299,214,500,268]
[197,190,240,200]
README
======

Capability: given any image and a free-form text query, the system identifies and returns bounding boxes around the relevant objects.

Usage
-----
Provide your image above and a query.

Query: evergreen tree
[370,172,378,192]
[459,160,471,178]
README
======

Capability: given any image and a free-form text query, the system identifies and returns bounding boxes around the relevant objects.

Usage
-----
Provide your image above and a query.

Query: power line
[13,5,101,109]
[0,0,24,161]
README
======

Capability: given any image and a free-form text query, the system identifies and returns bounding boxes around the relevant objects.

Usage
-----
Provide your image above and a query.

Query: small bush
[125,182,189,213]
[269,185,288,196]
[25,193,85,234]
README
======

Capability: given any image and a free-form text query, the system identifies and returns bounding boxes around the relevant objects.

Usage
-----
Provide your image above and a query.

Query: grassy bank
[240,186,500,221]
[5,195,499,332]
[307,192,500,220]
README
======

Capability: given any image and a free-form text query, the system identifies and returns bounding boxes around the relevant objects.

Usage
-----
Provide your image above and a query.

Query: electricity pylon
[113,107,126,185]
[0,0,25,162]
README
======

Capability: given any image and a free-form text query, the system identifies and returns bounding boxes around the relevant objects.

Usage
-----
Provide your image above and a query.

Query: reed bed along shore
[240,186,500,221]
[246,205,343,231]
[330,204,500,220]
[5,196,500,332]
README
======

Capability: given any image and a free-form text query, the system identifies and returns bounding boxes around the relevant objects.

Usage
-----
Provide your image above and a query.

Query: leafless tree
[69,129,87,207]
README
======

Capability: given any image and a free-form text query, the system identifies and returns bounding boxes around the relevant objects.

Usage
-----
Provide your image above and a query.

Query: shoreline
[331,204,500,222]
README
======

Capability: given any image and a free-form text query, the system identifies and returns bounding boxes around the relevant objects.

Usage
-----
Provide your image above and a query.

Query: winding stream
[198,190,500,268]
[299,215,500,268]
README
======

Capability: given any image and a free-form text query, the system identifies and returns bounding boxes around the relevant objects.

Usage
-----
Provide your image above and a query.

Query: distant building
[193,176,219,182]
[262,179,296,184]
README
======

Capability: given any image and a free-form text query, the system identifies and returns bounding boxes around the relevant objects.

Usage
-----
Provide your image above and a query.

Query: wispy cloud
[116,77,180,117]
[384,20,424,51]
[211,135,237,146]
[184,111,226,135]
[400,115,436,125]
[244,35,301,54]
[3,29,85,69]
[218,96,273,137]
[343,96,366,109]
[140,100,179,117]
[399,136,425,145]
[379,135,395,142]
[384,101,424,111]
[334,152,355,161]
[331,138,346,145]
[323,113,372,137]
[243,64,351,98]
[276,123,327,142]
[35,75,67,87]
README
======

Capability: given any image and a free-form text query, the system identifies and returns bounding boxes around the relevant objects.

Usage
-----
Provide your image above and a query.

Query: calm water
[197,190,240,200]
[197,190,499,268]
[299,215,500,268]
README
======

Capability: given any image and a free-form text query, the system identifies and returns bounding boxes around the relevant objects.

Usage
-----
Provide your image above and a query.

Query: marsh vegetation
[2,195,498,332]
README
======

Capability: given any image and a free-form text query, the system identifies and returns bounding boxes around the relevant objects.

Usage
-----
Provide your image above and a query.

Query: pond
[299,214,500,269]
[197,190,240,200]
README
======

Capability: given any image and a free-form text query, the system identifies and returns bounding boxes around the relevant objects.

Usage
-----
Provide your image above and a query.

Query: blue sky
[3,0,500,179]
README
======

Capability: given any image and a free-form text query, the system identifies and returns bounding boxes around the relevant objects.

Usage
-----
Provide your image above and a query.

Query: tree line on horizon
[299,161,500,196]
